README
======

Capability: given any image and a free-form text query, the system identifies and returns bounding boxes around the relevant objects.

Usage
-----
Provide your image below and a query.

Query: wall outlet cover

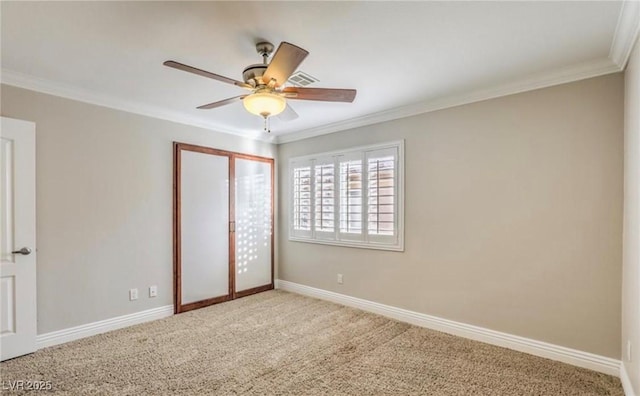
[129,288,138,301]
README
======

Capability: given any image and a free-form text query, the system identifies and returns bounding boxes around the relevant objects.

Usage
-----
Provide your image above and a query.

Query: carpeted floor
[0,290,623,395]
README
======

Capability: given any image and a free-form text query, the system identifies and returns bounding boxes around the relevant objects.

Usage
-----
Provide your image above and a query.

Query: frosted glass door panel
[181,151,229,304]
[235,158,272,292]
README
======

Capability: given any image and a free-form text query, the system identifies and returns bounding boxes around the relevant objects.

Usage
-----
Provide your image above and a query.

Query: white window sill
[288,236,404,252]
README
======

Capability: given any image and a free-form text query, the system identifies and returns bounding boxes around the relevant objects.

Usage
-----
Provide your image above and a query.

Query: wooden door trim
[173,143,180,313]
[228,156,236,301]
[173,142,275,314]
[180,295,233,313]
[234,284,274,299]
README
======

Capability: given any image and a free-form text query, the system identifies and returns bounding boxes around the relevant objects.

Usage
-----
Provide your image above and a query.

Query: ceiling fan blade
[197,95,246,110]
[263,42,309,87]
[164,60,251,89]
[277,103,299,122]
[282,87,357,103]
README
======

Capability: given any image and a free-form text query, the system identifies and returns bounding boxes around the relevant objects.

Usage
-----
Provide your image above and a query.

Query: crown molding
[0,69,274,143]
[0,56,625,147]
[610,0,640,69]
[276,58,620,144]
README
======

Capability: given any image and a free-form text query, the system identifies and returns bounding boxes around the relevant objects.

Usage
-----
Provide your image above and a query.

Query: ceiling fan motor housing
[243,64,268,86]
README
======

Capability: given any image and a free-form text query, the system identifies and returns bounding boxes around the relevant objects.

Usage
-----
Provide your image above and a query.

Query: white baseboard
[36,305,173,349]
[621,362,637,396]
[275,279,621,377]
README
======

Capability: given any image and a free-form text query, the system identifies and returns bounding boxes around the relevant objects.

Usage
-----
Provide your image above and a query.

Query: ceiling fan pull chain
[263,116,271,134]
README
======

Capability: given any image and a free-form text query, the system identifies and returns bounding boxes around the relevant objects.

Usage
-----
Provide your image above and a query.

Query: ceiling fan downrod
[256,42,274,65]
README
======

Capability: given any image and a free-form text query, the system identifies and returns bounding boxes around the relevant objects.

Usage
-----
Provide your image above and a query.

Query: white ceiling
[1,1,638,143]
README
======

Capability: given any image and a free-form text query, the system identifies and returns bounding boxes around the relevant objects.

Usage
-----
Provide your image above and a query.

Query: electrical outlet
[337,274,343,284]
[149,285,158,298]
[129,288,138,301]
[627,340,632,362]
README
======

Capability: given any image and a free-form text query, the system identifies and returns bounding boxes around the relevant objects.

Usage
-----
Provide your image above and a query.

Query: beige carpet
[0,290,623,395]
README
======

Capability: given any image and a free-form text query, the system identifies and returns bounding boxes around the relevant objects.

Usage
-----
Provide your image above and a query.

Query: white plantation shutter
[338,153,364,242]
[366,147,398,246]
[291,160,312,238]
[289,141,403,251]
[314,158,337,240]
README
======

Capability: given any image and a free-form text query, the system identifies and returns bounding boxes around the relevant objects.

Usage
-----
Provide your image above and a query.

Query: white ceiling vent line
[287,71,319,87]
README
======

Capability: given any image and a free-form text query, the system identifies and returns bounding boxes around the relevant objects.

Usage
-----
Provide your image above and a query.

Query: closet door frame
[173,142,274,314]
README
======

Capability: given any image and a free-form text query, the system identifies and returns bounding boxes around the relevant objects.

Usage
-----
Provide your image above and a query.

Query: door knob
[11,247,32,255]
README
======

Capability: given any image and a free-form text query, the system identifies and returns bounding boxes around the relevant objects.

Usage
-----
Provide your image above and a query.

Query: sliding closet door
[234,157,274,297]
[174,143,274,313]
[175,144,231,313]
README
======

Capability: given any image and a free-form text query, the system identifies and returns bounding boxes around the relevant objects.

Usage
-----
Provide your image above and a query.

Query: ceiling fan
[164,41,357,132]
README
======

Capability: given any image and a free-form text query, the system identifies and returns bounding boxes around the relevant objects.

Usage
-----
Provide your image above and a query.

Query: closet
[173,142,273,313]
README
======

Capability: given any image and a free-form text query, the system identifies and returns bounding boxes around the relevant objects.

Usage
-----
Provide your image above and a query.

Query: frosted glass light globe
[243,92,286,118]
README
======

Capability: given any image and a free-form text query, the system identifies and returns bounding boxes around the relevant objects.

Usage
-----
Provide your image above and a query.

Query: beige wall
[1,85,276,334]
[0,70,626,361]
[623,36,640,392]
[277,74,624,358]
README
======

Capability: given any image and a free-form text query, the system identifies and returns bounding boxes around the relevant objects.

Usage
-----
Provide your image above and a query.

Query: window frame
[288,140,404,252]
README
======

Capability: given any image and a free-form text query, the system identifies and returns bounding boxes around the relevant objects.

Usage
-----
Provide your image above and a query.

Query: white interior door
[235,158,272,294]
[0,117,37,361]
[179,149,230,307]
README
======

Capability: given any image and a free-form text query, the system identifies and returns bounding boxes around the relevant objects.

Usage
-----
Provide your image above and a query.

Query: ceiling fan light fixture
[243,92,286,118]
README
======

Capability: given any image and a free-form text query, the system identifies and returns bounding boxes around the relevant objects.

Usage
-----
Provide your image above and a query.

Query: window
[292,166,311,232]
[314,160,335,235]
[339,158,362,235]
[289,141,404,251]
